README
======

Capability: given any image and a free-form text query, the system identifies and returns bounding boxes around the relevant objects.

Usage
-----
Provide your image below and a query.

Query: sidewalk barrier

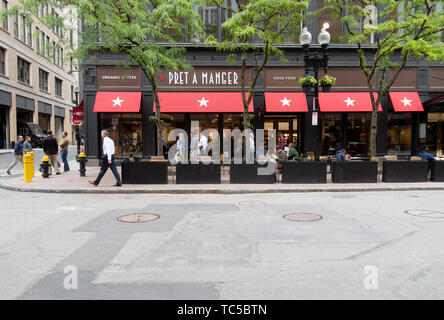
[23,154,33,183]
[41,155,50,178]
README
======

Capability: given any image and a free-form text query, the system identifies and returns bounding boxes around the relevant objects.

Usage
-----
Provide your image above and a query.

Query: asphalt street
[0,146,77,177]
[0,188,443,299]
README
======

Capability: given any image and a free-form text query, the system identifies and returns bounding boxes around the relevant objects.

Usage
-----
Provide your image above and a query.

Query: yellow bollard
[23,154,33,183]
[28,152,34,177]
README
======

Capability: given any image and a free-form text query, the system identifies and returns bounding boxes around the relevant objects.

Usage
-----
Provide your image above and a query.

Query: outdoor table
[281,161,327,184]
[176,162,221,184]
[229,162,276,184]
[121,160,168,184]
[431,160,444,182]
[382,160,429,182]
[332,160,378,183]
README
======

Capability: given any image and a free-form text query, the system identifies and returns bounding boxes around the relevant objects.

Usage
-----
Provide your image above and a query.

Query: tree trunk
[369,109,378,157]
[152,88,163,157]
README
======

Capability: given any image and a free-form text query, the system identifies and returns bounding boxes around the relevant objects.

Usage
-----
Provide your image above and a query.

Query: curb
[1,180,444,194]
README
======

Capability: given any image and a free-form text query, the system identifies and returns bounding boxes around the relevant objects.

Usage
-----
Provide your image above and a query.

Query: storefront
[16,95,34,138]
[0,90,11,149]
[38,101,52,134]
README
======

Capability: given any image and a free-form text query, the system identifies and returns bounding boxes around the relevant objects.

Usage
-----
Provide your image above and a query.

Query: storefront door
[427,113,444,157]
[264,115,301,152]
[0,106,7,149]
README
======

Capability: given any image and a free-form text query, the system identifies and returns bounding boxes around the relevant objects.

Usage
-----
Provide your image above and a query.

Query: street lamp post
[74,86,81,155]
[300,23,330,161]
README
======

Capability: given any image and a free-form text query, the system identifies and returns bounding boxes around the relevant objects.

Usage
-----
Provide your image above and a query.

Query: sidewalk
[2,164,444,194]
[0,149,13,154]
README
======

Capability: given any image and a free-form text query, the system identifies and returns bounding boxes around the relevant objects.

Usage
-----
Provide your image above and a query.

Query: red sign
[264,92,308,112]
[73,107,84,121]
[154,92,253,113]
[72,119,82,126]
[389,92,424,112]
[93,92,142,113]
[318,92,382,112]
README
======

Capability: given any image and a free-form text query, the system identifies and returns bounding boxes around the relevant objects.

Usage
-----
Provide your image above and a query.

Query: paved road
[0,188,443,299]
[0,146,77,177]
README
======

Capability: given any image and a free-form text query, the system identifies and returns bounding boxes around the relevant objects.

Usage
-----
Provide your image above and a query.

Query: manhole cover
[238,200,266,207]
[283,213,323,222]
[117,213,160,223]
[404,210,444,218]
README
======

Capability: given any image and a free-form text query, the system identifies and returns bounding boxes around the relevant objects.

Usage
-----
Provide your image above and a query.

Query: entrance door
[0,107,7,149]
[264,115,301,152]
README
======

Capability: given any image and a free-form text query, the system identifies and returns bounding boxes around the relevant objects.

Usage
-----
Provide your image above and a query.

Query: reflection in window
[387,113,412,155]
[347,113,371,156]
[320,113,342,155]
[317,0,342,43]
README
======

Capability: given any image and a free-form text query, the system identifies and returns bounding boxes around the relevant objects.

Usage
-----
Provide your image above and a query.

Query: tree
[5,0,203,156]
[206,0,309,130]
[326,0,444,156]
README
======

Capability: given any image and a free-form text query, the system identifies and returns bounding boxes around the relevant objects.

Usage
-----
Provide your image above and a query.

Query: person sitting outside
[418,145,435,170]
[256,144,267,158]
[335,149,346,162]
[288,143,299,161]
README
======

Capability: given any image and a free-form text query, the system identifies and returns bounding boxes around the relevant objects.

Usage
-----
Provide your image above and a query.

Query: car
[17,122,47,148]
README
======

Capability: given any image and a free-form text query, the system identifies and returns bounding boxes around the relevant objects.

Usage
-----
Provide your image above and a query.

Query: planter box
[121,160,168,184]
[229,163,275,184]
[431,161,444,182]
[176,163,221,184]
[282,161,327,184]
[332,161,378,183]
[382,160,429,182]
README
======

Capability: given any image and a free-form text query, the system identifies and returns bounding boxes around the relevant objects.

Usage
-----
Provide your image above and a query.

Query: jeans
[94,155,121,185]
[61,150,70,171]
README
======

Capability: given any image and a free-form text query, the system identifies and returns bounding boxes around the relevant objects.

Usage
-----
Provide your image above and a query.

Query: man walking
[89,130,121,187]
[59,131,70,172]
[42,130,60,175]
[23,136,32,154]
[6,136,24,175]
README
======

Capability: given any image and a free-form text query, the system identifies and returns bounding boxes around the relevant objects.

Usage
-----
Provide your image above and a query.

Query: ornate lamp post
[74,85,81,155]
[300,23,330,161]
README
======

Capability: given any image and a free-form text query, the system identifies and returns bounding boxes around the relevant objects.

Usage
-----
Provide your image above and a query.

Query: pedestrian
[89,130,122,187]
[43,131,60,175]
[59,131,70,172]
[335,148,346,162]
[278,133,285,150]
[177,132,185,162]
[6,136,24,175]
[288,143,300,161]
[23,136,32,154]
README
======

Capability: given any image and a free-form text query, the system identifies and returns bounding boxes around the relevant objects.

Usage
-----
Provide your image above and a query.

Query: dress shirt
[199,135,208,149]
[103,136,115,161]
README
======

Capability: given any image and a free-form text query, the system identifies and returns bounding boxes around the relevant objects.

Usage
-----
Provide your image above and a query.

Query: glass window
[46,35,50,57]
[20,15,25,41]
[27,22,32,47]
[346,113,371,156]
[317,0,343,44]
[162,114,185,154]
[0,47,5,75]
[1,0,8,31]
[387,113,412,155]
[17,57,30,84]
[55,77,62,96]
[221,0,238,41]
[320,113,342,155]
[201,6,218,39]
[36,27,40,52]
[13,14,18,36]
[39,69,48,91]
[100,113,143,158]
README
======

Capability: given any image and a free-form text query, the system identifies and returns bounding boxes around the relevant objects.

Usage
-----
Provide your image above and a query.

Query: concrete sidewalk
[2,165,444,194]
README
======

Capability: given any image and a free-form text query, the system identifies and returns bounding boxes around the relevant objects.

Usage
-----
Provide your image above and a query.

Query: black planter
[281,161,327,184]
[121,160,168,184]
[431,161,444,182]
[176,163,221,184]
[321,84,332,92]
[332,161,378,183]
[229,162,275,184]
[302,84,313,94]
[382,161,429,182]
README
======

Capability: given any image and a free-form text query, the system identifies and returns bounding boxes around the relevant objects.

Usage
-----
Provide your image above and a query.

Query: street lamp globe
[299,27,312,46]
[318,23,331,45]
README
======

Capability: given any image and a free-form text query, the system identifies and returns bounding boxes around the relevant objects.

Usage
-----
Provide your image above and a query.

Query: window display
[387,113,412,155]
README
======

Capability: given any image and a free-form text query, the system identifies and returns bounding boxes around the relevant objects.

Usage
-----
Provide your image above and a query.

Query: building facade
[0,0,78,149]
[80,1,444,162]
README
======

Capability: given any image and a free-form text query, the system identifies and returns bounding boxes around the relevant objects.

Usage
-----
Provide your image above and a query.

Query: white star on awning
[401,97,412,106]
[280,97,291,107]
[197,97,209,107]
[112,97,124,107]
[344,97,355,107]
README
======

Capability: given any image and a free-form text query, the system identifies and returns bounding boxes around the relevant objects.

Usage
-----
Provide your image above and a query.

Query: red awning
[155,92,254,113]
[319,92,381,112]
[265,92,308,112]
[93,92,142,112]
[389,92,424,112]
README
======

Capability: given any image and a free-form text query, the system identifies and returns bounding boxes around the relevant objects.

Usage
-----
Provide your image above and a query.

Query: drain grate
[283,213,323,222]
[238,200,266,207]
[117,213,160,223]
[404,210,444,218]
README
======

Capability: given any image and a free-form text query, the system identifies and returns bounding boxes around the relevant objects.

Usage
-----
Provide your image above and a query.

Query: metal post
[75,92,80,155]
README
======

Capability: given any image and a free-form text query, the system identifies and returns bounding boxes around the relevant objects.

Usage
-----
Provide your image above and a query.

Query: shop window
[39,69,48,92]
[320,113,342,155]
[387,113,412,155]
[0,47,5,76]
[17,57,30,84]
[100,113,143,159]
[317,0,343,43]
[347,113,371,156]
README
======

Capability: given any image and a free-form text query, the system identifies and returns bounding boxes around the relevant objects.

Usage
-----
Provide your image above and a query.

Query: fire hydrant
[41,155,50,178]
[77,152,88,177]
[23,154,33,183]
